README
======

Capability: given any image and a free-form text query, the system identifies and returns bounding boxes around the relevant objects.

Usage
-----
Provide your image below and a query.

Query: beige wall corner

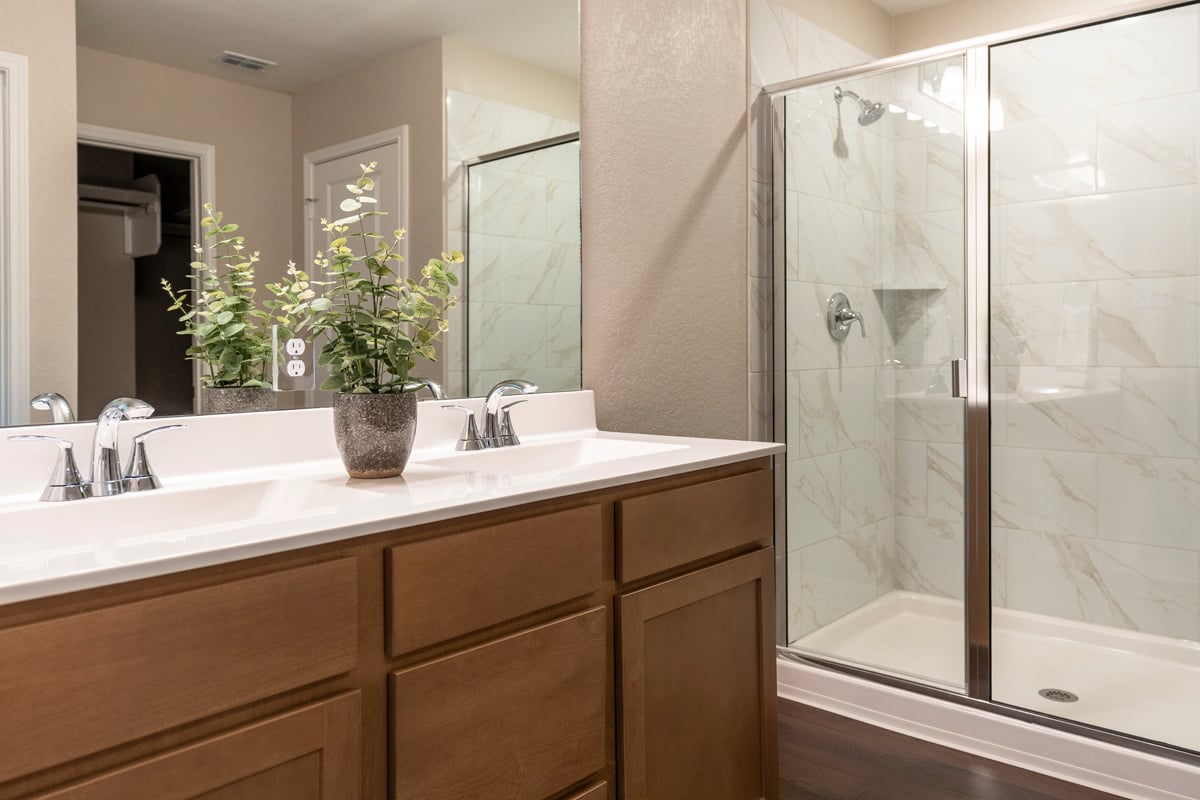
[0,0,78,409]
[772,0,894,58]
[291,38,445,280]
[892,0,1145,53]
[581,0,749,439]
[77,47,294,274]
[442,38,580,124]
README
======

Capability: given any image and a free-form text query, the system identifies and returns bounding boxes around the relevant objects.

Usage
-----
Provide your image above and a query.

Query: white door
[303,129,409,403]
[305,131,408,274]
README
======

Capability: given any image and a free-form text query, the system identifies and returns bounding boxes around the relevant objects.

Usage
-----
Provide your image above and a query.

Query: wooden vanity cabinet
[615,467,778,800]
[0,458,775,800]
[25,692,362,800]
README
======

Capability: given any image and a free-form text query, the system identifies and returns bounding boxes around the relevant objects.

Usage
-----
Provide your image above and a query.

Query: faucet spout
[91,397,154,495]
[31,392,76,424]
[482,379,538,446]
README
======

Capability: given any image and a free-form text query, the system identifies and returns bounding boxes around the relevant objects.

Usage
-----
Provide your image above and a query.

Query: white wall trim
[77,124,216,414]
[0,51,29,426]
[301,125,410,270]
[778,659,1200,800]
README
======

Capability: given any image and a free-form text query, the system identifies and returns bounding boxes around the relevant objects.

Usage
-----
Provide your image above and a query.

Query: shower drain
[1038,688,1079,703]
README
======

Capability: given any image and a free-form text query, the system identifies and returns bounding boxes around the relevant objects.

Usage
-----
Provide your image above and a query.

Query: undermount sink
[417,437,688,476]
[0,478,380,541]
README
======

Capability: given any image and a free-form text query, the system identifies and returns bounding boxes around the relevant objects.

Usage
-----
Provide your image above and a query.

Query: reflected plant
[161,204,310,387]
[306,162,460,394]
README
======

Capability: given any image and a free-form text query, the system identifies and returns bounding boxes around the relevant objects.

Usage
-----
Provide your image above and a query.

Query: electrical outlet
[273,326,316,391]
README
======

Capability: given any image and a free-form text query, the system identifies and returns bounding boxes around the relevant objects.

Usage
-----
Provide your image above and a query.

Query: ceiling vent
[213,50,277,72]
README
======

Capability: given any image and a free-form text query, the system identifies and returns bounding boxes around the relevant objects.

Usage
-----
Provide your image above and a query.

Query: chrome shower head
[834,86,886,127]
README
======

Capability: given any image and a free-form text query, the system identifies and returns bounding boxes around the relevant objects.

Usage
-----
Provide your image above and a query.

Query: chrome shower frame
[764,0,1200,767]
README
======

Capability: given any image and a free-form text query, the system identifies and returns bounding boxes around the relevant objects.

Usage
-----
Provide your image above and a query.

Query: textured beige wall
[776,0,894,57]
[581,0,748,439]
[893,0,1145,52]
[443,38,580,124]
[0,0,78,412]
[76,47,294,273]
[291,38,445,281]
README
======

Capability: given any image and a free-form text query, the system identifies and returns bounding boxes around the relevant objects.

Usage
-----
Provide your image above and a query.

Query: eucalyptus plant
[308,162,460,394]
[161,204,310,387]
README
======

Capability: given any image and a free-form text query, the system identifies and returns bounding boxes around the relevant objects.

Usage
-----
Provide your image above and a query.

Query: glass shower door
[779,55,969,690]
[989,4,1200,753]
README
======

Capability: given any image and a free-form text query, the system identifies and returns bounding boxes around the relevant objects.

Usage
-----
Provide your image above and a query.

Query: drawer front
[391,606,608,800]
[386,504,604,656]
[0,558,358,784]
[30,692,361,800]
[617,468,773,582]
[564,783,608,800]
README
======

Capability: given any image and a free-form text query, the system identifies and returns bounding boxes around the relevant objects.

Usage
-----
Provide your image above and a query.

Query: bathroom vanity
[0,392,781,800]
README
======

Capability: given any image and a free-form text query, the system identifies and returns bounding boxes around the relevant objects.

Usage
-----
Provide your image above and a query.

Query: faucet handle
[497,399,530,446]
[7,435,91,502]
[441,405,486,451]
[123,425,186,492]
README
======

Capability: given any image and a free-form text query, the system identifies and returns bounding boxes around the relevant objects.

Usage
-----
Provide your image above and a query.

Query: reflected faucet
[30,392,76,424]
[482,379,538,447]
[90,397,155,496]
[408,378,447,401]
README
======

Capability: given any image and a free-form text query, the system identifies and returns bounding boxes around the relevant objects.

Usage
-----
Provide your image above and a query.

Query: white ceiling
[75,0,580,95]
[872,0,956,14]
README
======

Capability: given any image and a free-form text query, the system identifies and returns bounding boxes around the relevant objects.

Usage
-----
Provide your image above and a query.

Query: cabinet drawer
[390,606,608,800]
[616,468,772,582]
[0,558,358,784]
[29,692,361,800]
[565,783,607,800]
[386,504,604,656]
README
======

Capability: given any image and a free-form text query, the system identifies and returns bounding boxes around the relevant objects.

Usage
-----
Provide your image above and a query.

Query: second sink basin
[417,437,687,476]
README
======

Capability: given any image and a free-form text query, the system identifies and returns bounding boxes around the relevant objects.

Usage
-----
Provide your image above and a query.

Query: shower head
[834,86,886,127]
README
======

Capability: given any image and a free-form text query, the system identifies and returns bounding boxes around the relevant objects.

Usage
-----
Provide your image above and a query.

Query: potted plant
[162,205,310,414]
[307,162,460,478]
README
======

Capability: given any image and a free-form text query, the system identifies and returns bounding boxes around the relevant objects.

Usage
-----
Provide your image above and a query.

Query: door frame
[77,124,215,414]
[0,50,29,425]
[301,126,410,271]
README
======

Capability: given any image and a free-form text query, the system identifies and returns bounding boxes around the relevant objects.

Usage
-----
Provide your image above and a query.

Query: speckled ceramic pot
[202,387,277,415]
[333,391,418,479]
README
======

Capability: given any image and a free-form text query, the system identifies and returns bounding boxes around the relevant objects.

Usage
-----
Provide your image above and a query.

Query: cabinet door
[618,549,777,800]
[391,607,607,800]
[29,693,361,800]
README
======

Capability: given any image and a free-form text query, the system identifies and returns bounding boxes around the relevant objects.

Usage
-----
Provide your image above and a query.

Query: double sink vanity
[0,390,782,799]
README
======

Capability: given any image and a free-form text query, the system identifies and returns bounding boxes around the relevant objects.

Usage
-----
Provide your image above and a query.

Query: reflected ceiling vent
[213,50,278,72]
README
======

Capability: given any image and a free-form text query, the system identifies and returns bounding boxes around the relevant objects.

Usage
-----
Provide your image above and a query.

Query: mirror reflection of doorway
[76,143,194,418]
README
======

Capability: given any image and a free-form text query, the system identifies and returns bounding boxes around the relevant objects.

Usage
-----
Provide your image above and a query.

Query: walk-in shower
[768,0,1200,766]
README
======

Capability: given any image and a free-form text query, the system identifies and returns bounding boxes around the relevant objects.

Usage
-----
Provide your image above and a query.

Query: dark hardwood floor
[778,700,1127,800]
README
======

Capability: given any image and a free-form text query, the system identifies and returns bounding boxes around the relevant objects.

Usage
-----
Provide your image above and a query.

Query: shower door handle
[950,358,968,399]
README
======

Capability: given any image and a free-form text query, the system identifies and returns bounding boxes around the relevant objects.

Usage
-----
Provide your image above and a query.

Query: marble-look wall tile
[992,282,1098,368]
[1093,368,1200,459]
[926,132,964,212]
[892,211,964,289]
[894,440,927,517]
[840,443,894,530]
[785,283,881,370]
[793,193,878,287]
[1097,93,1200,193]
[797,521,894,636]
[788,453,841,550]
[788,367,877,459]
[1006,529,1200,640]
[895,515,963,599]
[993,186,1200,285]
[1096,277,1200,368]
[926,442,964,522]
[991,111,1097,204]
[992,446,1097,538]
[990,4,1200,122]
[750,276,773,374]
[1096,454,1200,552]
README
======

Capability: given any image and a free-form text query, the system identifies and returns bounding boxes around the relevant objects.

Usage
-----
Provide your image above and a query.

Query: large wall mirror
[0,0,580,426]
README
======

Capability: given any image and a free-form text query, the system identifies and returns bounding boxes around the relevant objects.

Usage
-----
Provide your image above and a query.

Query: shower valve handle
[835,308,866,337]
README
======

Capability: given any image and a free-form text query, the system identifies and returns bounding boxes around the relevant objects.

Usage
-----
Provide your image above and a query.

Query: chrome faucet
[30,392,76,423]
[90,397,155,496]
[408,377,447,400]
[482,379,538,447]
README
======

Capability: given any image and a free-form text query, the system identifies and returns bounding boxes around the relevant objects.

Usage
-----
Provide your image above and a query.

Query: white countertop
[0,391,782,605]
